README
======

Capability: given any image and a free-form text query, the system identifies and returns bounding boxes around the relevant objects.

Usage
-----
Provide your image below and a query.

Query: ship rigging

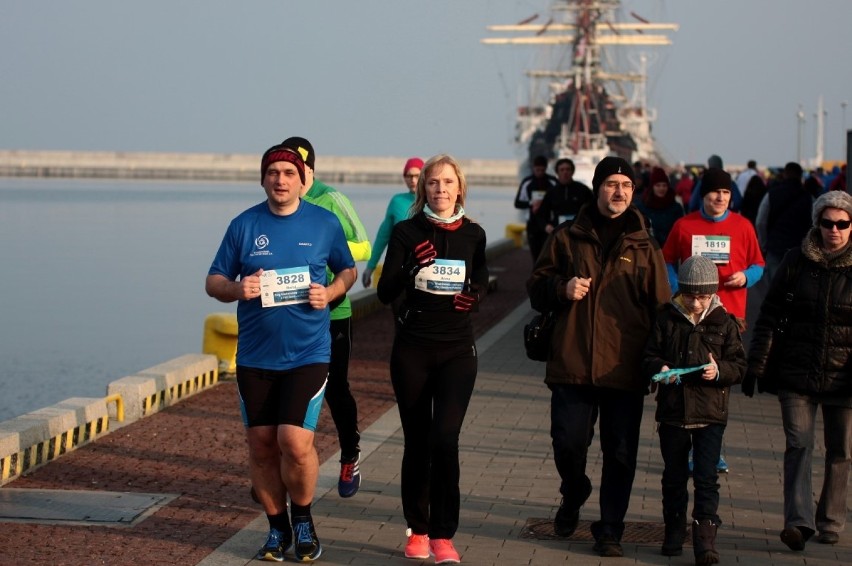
[483,0,677,183]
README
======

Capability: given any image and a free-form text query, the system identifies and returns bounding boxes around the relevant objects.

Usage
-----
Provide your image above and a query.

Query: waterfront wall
[0,353,219,486]
[0,237,523,486]
[0,150,520,187]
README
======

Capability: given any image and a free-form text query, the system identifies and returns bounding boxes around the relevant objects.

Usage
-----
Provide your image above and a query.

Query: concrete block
[0,428,21,458]
[0,398,108,464]
[136,354,218,393]
[25,398,106,440]
[54,397,110,427]
[106,355,217,422]
[107,376,159,422]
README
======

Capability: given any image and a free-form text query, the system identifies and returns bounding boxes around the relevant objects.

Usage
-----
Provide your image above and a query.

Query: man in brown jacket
[527,156,671,557]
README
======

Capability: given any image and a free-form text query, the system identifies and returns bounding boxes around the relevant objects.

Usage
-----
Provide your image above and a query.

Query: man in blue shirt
[206,143,356,563]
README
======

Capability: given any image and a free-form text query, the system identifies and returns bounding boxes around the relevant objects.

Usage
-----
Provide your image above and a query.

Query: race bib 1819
[691,235,731,265]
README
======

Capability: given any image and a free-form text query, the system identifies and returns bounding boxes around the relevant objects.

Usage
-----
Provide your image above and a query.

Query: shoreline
[0,149,520,186]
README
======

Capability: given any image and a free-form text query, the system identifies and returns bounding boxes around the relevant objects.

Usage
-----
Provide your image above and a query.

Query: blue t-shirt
[208,200,355,370]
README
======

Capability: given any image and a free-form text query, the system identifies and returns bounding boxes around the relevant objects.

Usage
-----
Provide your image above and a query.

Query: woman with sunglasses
[745,190,852,552]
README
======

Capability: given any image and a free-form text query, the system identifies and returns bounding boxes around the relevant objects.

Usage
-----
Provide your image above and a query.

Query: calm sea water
[0,177,518,421]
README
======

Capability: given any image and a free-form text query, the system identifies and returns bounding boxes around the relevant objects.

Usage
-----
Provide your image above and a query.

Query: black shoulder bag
[523,238,579,361]
[524,311,554,361]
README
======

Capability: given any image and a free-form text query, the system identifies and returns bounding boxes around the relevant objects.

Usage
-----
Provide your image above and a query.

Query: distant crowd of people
[519,153,851,564]
[202,140,849,565]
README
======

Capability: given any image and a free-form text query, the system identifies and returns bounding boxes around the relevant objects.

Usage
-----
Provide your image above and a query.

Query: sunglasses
[819,218,852,230]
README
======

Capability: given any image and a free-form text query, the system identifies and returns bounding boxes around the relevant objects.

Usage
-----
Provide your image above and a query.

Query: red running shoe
[429,538,460,564]
[404,529,429,559]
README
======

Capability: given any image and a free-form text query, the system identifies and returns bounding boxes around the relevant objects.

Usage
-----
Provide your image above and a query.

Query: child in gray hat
[643,255,746,565]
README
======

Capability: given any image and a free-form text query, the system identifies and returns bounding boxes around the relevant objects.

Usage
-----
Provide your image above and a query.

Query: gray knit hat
[678,255,718,295]
[812,190,852,226]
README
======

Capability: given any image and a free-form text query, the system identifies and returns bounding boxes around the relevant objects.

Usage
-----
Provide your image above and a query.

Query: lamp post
[797,104,806,164]
[840,100,849,165]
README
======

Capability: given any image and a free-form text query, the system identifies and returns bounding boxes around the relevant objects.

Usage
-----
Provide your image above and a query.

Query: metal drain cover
[0,488,178,527]
[521,518,691,545]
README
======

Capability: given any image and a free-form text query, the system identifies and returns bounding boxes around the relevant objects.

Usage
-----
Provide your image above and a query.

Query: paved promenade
[197,304,851,566]
[1,246,850,565]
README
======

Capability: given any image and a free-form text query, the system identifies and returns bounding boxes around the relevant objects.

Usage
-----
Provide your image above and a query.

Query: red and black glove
[453,283,481,312]
[453,291,478,312]
[405,240,437,278]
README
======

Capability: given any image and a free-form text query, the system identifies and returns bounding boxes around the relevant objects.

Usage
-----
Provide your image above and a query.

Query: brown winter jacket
[527,204,671,392]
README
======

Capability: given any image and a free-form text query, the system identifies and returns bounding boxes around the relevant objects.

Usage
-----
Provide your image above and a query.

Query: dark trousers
[549,384,645,540]
[779,391,852,534]
[658,422,724,524]
[325,317,360,459]
[527,227,546,264]
[390,335,477,539]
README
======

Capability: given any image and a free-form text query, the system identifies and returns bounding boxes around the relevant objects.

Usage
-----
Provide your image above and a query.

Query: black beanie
[678,255,719,296]
[700,167,732,197]
[592,156,635,193]
[280,136,316,170]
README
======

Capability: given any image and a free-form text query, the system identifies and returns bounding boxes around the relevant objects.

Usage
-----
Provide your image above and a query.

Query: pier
[0,150,520,187]
[0,243,850,565]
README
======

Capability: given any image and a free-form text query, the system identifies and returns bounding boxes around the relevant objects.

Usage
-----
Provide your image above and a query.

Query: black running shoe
[292,515,322,562]
[255,527,291,562]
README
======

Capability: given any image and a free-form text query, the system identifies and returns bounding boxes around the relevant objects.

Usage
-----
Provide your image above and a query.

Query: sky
[2,1,850,169]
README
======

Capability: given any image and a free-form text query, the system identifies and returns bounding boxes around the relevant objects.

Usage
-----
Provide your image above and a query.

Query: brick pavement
[0,247,534,565]
[198,303,852,566]
[3,245,852,565]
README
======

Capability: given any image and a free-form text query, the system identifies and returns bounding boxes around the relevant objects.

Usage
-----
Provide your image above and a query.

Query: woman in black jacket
[745,190,852,551]
[377,154,488,564]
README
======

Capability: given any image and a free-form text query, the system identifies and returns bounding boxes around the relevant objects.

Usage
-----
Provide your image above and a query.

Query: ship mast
[483,0,677,168]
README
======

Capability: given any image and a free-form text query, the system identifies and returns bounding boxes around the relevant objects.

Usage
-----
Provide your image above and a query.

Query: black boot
[554,499,580,537]
[590,521,624,557]
[693,519,719,565]
[661,515,687,556]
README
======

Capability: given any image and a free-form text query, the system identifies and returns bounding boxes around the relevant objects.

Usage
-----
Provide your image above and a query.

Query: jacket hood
[802,228,852,268]
[671,294,726,325]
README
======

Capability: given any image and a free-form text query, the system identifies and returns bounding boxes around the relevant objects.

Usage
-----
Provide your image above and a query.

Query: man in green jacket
[283,136,371,498]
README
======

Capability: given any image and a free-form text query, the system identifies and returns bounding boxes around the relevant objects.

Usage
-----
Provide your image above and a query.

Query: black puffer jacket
[747,229,852,396]
[643,297,746,426]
